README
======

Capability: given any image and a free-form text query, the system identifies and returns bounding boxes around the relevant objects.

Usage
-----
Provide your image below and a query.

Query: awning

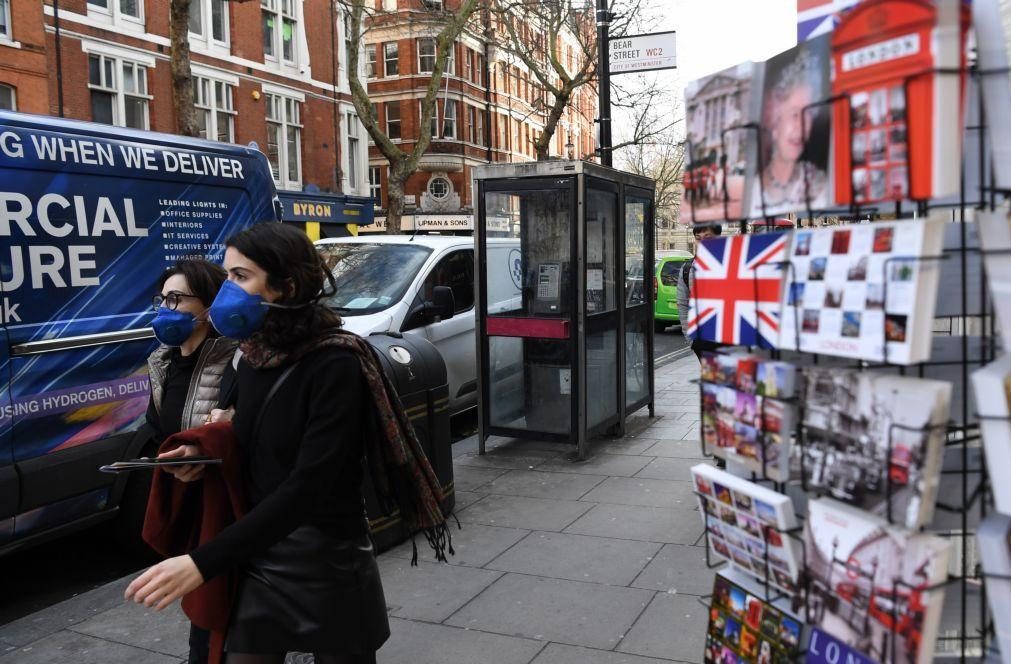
[276,190,375,227]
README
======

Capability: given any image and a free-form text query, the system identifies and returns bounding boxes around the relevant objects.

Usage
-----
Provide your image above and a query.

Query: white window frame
[442,100,456,139]
[0,0,11,42]
[383,42,399,76]
[87,52,151,130]
[261,0,299,66]
[385,101,401,140]
[368,166,382,207]
[189,0,230,47]
[418,38,436,74]
[365,44,377,79]
[0,83,14,111]
[346,112,360,190]
[193,74,236,143]
[428,176,451,200]
[86,0,144,28]
[422,0,443,9]
[464,48,473,81]
[422,100,437,139]
[265,92,303,190]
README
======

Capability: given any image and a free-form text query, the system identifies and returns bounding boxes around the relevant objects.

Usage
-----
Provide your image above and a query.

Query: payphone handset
[531,261,569,315]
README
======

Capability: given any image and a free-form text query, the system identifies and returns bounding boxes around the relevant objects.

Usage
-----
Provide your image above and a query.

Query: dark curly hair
[225,223,341,350]
[157,259,227,308]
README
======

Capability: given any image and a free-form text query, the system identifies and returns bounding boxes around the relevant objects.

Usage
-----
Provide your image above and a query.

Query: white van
[315,235,520,416]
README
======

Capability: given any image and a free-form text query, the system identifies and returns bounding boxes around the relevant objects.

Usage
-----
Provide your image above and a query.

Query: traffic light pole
[596,0,612,167]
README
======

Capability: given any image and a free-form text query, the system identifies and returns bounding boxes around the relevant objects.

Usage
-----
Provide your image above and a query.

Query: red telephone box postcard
[830,0,968,205]
[684,63,756,223]
[747,34,833,219]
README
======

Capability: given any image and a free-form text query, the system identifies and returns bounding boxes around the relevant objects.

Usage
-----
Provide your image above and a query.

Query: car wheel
[654,321,668,334]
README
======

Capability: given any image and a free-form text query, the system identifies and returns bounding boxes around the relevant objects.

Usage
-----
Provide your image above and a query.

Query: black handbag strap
[251,361,300,436]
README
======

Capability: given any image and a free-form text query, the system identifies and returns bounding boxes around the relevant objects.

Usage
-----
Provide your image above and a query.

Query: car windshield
[316,243,432,316]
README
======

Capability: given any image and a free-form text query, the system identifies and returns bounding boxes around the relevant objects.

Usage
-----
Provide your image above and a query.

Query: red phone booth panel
[831,0,968,205]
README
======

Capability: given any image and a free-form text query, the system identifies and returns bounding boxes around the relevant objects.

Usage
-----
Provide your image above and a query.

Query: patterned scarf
[240,327,453,564]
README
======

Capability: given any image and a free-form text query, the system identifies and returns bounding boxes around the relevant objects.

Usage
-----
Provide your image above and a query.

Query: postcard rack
[688,63,1009,662]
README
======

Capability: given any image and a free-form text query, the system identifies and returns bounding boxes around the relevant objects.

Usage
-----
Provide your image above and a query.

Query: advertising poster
[0,117,277,468]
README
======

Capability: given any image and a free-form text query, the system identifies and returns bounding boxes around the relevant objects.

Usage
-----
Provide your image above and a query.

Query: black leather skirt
[224,524,390,655]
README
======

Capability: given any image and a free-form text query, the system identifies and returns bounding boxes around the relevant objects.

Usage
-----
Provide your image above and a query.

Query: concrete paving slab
[641,439,708,460]
[0,576,133,648]
[639,422,697,440]
[630,544,718,597]
[587,436,659,456]
[71,602,189,658]
[482,469,606,501]
[0,630,181,664]
[457,494,594,532]
[377,617,545,664]
[579,476,697,510]
[616,593,708,663]
[564,503,702,546]
[449,490,486,512]
[530,643,674,664]
[634,458,696,482]
[452,465,510,492]
[445,573,655,651]
[537,453,653,478]
[385,523,530,568]
[454,450,561,471]
[377,558,503,623]
[484,531,662,587]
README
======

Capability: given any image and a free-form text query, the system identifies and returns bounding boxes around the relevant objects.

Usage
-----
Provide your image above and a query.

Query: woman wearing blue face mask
[144,259,237,664]
[126,224,451,664]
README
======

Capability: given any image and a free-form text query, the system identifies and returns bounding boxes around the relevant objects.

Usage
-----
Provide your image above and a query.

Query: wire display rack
[686,63,1009,662]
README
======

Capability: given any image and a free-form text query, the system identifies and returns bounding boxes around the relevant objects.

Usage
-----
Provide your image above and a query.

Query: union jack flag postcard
[685,234,787,348]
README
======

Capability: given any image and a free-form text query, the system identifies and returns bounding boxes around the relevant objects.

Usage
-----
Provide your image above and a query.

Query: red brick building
[361,0,599,233]
[1,0,368,210]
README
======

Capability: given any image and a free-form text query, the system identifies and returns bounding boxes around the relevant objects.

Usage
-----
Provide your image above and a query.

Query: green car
[654,252,692,333]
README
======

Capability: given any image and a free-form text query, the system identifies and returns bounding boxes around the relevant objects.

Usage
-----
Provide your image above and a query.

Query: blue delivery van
[0,111,280,554]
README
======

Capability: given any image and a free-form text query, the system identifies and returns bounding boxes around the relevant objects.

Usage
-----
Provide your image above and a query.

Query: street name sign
[608,30,677,75]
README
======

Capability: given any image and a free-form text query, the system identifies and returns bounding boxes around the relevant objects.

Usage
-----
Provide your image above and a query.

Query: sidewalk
[0,354,711,664]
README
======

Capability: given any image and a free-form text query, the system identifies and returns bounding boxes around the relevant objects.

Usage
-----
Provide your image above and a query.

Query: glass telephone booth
[474,162,656,459]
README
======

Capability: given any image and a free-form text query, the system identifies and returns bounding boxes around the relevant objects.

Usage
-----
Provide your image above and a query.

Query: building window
[88,54,149,129]
[265,93,302,188]
[428,176,451,201]
[0,84,14,111]
[423,101,437,138]
[464,49,473,81]
[385,101,401,139]
[262,0,297,64]
[384,42,399,76]
[369,166,382,207]
[422,0,444,9]
[369,103,378,144]
[343,12,353,76]
[0,0,10,40]
[190,0,228,43]
[193,77,235,142]
[88,0,142,20]
[418,38,436,74]
[347,113,359,189]
[442,101,456,139]
[366,44,377,79]
[476,108,484,146]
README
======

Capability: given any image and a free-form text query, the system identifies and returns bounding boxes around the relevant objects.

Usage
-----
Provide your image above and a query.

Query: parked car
[654,251,692,333]
[0,111,279,555]
[315,235,520,417]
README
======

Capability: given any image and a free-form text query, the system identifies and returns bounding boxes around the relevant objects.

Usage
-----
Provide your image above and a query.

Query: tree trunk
[536,88,571,161]
[170,0,198,137]
[386,169,406,235]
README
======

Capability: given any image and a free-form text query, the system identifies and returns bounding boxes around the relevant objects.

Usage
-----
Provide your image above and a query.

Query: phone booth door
[479,177,578,441]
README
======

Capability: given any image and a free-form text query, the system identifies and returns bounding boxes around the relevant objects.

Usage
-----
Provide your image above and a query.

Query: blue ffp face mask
[151,307,198,347]
[208,280,270,339]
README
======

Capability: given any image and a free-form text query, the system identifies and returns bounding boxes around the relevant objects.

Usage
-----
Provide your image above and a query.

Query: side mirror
[430,286,455,321]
